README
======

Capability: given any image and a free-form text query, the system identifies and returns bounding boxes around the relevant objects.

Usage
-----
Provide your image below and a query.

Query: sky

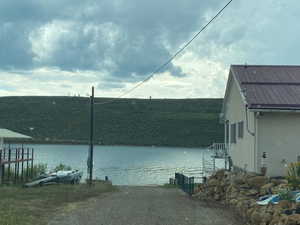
[0,0,299,98]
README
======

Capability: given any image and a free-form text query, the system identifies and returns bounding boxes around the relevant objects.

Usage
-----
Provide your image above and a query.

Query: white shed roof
[0,129,31,139]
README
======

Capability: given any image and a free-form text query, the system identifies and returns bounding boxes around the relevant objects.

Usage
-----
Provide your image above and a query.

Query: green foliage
[4,168,18,180]
[0,182,114,225]
[162,183,177,188]
[3,163,47,183]
[31,163,48,178]
[22,163,48,180]
[278,189,293,202]
[0,96,224,147]
[286,162,300,190]
[53,163,72,172]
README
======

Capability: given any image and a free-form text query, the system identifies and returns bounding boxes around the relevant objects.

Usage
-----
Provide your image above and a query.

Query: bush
[53,163,72,172]
[24,163,47,179]
[286,162,300,190]
[30,163,48,178]
[278,189,293,202]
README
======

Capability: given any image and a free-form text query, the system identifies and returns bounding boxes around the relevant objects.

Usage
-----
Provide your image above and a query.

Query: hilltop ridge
[0,96,224,147]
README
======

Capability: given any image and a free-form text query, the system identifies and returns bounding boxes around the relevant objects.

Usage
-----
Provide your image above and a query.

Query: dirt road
[48,186,241,225]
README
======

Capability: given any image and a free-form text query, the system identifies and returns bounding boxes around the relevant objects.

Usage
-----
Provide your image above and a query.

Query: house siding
[257,113,300,176]
[224,76,256,172]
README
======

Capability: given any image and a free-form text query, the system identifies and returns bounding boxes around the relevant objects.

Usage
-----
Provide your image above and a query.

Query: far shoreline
[7,139,209,149]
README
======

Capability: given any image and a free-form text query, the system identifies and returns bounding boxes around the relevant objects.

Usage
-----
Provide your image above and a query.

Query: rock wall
[194,170,300,225]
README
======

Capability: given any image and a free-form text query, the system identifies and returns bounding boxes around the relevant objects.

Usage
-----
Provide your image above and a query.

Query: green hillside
[0,97,224,147]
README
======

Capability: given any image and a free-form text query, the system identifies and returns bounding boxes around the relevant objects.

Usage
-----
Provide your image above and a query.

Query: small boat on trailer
[24,170,83,187]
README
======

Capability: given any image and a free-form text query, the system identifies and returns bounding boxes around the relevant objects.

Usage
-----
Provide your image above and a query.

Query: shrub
[278,189,293,202]
[30,163,48,178]
[24,163,47,179]
[53,163,72,172]
[2,163,47,183]
[286,162,300,190]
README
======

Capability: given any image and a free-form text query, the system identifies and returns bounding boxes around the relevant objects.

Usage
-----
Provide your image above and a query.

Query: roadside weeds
[0,181,116,225]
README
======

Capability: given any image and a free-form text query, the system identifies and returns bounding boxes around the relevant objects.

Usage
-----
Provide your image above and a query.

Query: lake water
[15,144,224,185]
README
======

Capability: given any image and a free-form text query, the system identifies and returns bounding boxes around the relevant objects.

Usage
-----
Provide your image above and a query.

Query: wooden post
[26,148,29,181]
[14,149,18,184]
[2,164,4,183]
[16,149,19,181]
[17,149,20,181]
[31,148,34,178]
[189,177,195,195]
[7,148,11,182]
[21,147,24,181]
[0,150,2,185]
[1,149,5,183]
[89,86,94,186]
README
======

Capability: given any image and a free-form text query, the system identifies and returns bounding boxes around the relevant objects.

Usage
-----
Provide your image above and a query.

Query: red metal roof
[231,65,300,110]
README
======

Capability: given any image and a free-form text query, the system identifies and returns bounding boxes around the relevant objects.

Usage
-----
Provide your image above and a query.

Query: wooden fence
[0,147,34,184]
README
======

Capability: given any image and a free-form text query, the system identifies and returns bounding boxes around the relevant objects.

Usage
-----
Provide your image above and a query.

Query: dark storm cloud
[0,0,84,22]
[0,0,221,80]
[0,22,34,69]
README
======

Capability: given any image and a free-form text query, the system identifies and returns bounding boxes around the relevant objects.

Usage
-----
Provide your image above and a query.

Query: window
[230,123,236,143]
[238,121,244,138]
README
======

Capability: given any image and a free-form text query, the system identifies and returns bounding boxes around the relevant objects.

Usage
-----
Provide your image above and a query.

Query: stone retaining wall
[194,170,300,225]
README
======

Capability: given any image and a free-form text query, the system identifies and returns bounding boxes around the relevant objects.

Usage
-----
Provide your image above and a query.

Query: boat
[257,191,300,205]
[24,170,83,187]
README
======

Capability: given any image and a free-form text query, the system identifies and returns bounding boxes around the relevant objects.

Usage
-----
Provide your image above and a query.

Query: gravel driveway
[48,186,241,225]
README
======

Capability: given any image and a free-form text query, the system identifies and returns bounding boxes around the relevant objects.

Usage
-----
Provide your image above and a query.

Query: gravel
[48,186,242,225]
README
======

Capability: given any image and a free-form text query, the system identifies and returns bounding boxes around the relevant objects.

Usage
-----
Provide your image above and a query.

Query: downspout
[225,120,229,170]
[245,105,255,136]
[226,120,229,149]
[254,114,257,173]
[246,104,260,173]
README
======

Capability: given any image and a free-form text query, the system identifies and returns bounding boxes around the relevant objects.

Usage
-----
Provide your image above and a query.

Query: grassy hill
[0,96,224,147]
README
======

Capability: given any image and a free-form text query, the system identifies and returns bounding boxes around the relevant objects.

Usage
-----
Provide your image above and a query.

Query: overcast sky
[0,0,299,98]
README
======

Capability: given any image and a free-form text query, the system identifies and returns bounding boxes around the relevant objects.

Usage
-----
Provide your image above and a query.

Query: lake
[15,144,224,185]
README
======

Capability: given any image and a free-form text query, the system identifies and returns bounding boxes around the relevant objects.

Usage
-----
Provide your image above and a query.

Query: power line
[95,0,234,105]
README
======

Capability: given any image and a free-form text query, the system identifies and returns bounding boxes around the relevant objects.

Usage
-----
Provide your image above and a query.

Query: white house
[222,65,300,177]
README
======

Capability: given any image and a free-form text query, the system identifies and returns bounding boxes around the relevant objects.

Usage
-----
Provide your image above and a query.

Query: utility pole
[89,86,94,186]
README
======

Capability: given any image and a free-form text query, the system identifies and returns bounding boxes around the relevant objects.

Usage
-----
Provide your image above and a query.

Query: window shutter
[238,121,244,138]
[225,122,229,144]
[230,123,236,143]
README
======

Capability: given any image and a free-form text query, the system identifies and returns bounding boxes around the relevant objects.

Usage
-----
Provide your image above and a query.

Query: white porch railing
[201,143,228,176]
[208,143,227,159]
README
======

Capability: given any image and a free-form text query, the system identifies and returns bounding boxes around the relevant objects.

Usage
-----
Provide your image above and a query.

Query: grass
[0,181,115,225]
[161,183,178,188]
[161,183,201,190]
[0,96,224,147]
